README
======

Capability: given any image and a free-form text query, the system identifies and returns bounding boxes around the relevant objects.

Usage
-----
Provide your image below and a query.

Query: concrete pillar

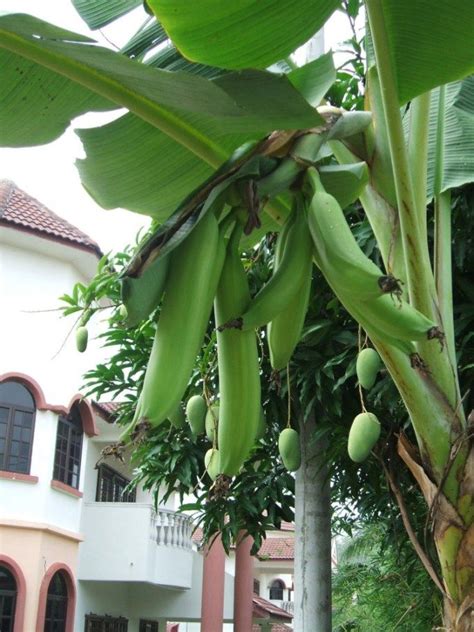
[233,531,254,632]
[200,533,226,632]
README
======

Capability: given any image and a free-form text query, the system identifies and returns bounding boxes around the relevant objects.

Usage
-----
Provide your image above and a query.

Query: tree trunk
[293,411,332,632]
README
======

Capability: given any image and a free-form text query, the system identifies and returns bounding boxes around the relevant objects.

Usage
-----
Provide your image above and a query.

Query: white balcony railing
[78,502,195,588]
[154,509,193,549]
[281,600,294,614]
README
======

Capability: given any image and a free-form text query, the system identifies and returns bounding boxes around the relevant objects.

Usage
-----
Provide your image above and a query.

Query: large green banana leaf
[71,0,142,29]
[403,77,474,200]
[76,54,335,218]
[147,0,339,70]
[0,13,335,219]
[149,0,474,104]
[426,78,474,198]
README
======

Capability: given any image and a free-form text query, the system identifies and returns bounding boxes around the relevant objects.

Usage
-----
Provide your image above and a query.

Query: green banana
[122,211,224,441]
[267,201,312,370]
[215,223,261,477]
[120,253,170,328]
[229,194,313,332]
[360,293,441,343]
[306,168,401,301]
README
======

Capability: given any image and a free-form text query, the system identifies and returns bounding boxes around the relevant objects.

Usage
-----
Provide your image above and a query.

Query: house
[0,181,293,631]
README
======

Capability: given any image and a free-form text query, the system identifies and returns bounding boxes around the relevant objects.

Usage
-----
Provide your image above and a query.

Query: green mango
[204,448,220,481]
[169,404,186,429]
[186,395,207,435]
[278,428,301,472]
[76,326,88,353]
[356,348,382,390]
[348,412,381,462]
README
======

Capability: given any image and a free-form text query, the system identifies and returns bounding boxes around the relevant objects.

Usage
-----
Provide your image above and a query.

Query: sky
[0,1,361,253]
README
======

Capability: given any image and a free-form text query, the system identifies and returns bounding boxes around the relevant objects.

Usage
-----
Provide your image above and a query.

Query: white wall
[0,407,88,533]
[0,228,102,404]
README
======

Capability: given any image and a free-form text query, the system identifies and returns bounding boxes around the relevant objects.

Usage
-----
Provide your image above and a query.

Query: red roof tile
[253,626,292,632]
[253,594,293,621]
[0,180,101,256]
[258,537,294,561]
[92,401,122,422]
[192,530,294,561]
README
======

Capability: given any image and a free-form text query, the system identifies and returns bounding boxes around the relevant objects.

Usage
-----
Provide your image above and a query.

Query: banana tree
[0,1,473,627]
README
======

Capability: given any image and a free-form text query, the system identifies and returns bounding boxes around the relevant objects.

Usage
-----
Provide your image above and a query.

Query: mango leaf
[72,0,142,29]
[368,1,474,104]
[147,0,340,70]
[319,162,369,209]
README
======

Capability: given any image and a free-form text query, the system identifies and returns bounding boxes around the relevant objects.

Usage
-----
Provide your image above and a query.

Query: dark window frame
[139,620,159,632]
[43,571,68,632]
[269,579,285,600]
[84,613,128,632]
[0,382,36,475]
[95,464,136,503]
[52,406,83,490]
[0,564,17,632]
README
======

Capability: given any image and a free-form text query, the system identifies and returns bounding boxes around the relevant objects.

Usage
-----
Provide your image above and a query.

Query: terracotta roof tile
[252,625,292,632]
[0,180,101,256]
[258,537,294,561]
[253,594,293,620]
[92,401,122,422]
[192,530,294,561]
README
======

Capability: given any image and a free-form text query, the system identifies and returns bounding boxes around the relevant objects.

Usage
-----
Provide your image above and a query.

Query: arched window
[0,381,36,474]
[269,579,285,601]
[53,404,83,489]
[44,571,68,632]
[0,565,17,632]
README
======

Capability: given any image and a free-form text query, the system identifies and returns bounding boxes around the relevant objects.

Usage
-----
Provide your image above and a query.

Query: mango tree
[1,1,473,627]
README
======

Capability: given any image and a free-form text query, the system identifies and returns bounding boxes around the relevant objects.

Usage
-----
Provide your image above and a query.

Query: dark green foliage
[333,524,443,631]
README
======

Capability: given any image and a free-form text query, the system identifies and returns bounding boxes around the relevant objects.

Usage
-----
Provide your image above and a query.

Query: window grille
[53,405,83,489]
[85,613,128,632]
[96,464,136,503]
[0,381,36,474]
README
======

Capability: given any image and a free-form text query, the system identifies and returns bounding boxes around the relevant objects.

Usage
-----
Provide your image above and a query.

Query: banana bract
[215,224,261,477]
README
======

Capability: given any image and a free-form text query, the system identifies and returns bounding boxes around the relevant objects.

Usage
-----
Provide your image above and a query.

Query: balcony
[78,503,195,588]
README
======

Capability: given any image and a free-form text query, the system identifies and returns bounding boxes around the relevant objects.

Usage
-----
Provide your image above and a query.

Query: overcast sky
[0,1,360,253]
